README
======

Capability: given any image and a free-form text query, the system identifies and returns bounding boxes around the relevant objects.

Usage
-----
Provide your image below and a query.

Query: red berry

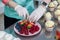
[20,29,24,34]
[24,28,29,35]
[35,25,39,31]
[56,31,60,37]
[29,26,35,34]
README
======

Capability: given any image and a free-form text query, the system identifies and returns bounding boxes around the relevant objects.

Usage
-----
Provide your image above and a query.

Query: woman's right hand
[15,5,29,19]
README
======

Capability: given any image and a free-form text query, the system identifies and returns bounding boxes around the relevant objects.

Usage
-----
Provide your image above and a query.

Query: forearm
[8,0,17,8]
[2,0,18,9]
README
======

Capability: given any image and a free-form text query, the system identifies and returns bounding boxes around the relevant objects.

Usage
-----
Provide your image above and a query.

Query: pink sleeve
[2,0,9,5]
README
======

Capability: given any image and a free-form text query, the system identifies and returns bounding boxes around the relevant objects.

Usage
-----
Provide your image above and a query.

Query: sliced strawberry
[20,26,25,34]
[29,26,35,34]
[24,28,29,35]
[58,38,60,40]
[20,29,24,34]
[35,25,39,31]
[22,26,29,35]
[56,31,60,37]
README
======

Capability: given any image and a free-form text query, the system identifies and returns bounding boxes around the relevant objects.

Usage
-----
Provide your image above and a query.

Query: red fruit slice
[20,29,24,34]
[24,28,29,35]
[20,26,25,34]
[56,30,60,37]
[35,25,39,31]
[29,26,35,34]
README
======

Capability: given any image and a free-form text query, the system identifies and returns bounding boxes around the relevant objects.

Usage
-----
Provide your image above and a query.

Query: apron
[4,0,35,20]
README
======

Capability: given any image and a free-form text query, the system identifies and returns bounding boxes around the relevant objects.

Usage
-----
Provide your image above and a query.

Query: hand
[43,0,51,4]
[28,6,46,22]
[15,5,29,19]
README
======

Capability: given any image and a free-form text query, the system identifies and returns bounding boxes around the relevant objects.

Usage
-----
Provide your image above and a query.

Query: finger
[28,15,34,22]
[43,0,51,4]
[23,12,26,19]
[28,16,32,22]
[35,14,40,22]
[26,13,29,19]
[32,15,37,22]
[26,12,29,19]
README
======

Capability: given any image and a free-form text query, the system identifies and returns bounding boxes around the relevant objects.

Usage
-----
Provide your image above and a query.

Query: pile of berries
[15,20,39,35]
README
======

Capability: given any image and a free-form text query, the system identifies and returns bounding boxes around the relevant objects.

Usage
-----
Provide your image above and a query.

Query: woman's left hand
[28,0,51,22]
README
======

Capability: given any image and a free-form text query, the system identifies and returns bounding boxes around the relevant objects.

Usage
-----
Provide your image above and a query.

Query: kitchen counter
[5,19,56,40]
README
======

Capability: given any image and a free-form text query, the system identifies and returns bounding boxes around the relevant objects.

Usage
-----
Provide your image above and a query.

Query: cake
[44,12,52,21]
[4,34,13,40]
[53,1,58,7]
[15,20,40,35]
[48,2,55,11]
[13,38,21,40]
[0,31,6,39]
[57,5,60,10]
[54,10,60,18]
[58,16,60,24]
[57,0,60,4]
[45,21,54,31]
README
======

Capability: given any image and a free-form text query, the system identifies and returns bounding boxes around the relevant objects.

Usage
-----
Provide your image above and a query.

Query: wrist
[14,5,22,11]
[41,1,48,8]
[8,0,19,9]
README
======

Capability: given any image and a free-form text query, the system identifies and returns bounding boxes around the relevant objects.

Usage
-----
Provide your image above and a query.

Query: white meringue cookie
[0,31,6,39]
[13,38,21,40]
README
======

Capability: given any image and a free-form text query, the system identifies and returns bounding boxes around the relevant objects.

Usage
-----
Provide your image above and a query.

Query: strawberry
[22,26,29,35]
[29,26,35,34]
[20,29,24,34]
[56,31,60,38]
[20,26,25,34]
[35,25,39,31]
[24,28,29,35]
[19,20,39,35]
[58,38,60,40]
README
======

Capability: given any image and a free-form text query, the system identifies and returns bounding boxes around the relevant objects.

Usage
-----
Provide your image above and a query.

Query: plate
[14,21,41,36]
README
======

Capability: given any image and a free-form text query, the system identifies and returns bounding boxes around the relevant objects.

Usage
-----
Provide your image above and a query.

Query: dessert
[45,21,54,31]
[13,38,21,40]
[15,20,40,35]
[57,0,60,4]
[58,16,60,24]
[4,34,13,40]
[53,1,58,7]
[57,5,60,10]
[54,10,60,18]
[0,31,6,39]
[44,12,52,21]
[48,2,55,11]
